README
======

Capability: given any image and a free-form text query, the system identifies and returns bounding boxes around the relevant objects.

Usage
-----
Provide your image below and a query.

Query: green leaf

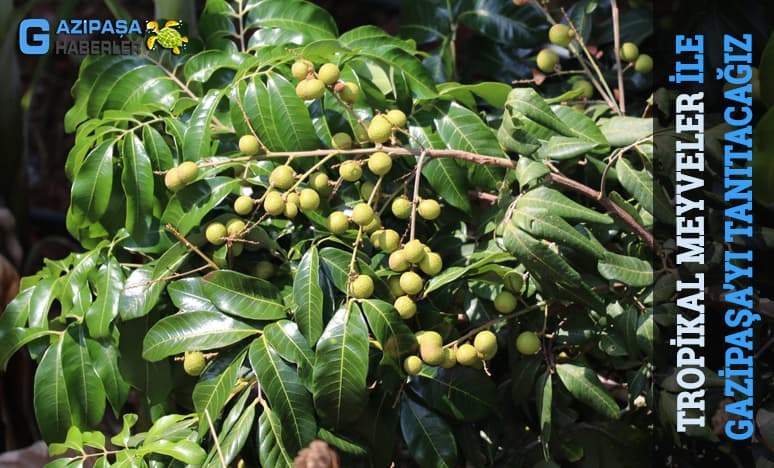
[142,123,174,171]
[33,338,71,442]
[421,158,472,213]
[555,363,621,419]
[511,356,544,405]
[411,365,496,421]
[312,306,369,427]
[110,414,138,447]
[85,256,124,338]
[70,141,114,224]
[204,400,256,467]
[512,208,607,259]
[615,158,660,215]
[359,299,417,364]
[504,88,572,136]
[400,396,457,468]
[141,440,206,465]
[121,132,153,240]
[598,252,653,287]
[293,246,324,344]
[537,136,600,161]
[316,427,369,455]
[760,32,774,107]
[339,25,416,53]
[62,327,106,428]
[184,50,244,84]
[161,177,241,237]
[183,89,221,161]
[85,338,129,417]
[263,320,315,387]
[0,328,55,372]
[599,117,652,147]
[117,313,171,405]
[193,351,244,429]
[552,106,610,147]
[250,336,316,457]
[203,270,287,320]
[143,311,259,362]
[167,277,219,312]
[357,46,438,99]
[258,407,294,468]
[537,371,553,450]
[422,251,512,295]
[246,0,338,44]
[517,186,613,224]
[458,1,542,45]
[319,247,387,297]
[438,81,512,109]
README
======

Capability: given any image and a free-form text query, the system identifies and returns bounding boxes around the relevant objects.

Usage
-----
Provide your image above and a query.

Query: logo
[19,18,50,55]
[145,20,188,55]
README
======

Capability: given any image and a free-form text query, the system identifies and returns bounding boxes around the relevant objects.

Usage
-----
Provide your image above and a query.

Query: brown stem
[165,224,220,271]
[611,0,626,113]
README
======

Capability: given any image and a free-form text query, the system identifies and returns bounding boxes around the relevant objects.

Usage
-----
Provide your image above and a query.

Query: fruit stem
[611,0,626,113]
[344,226,365,303]
[287,151,339,193]
[165,223,220,271]
[409,151,427,241]
[443,301,548,349]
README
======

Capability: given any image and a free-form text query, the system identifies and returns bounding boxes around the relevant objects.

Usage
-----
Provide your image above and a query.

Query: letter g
[19,19,50,55]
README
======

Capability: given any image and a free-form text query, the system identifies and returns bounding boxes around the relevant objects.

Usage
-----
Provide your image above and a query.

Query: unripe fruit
[388,250,410,272]
[402,240,426,264]
[391,196,412,219]
[634,54,653,73]
[416,330,442,347]
[536,49,559,72]
[367,151,392,175]
[516,331,541,355]
[620,42,639,62]
[309,172,329,193]
[419,252,443,276]
[253,260,275,280]
[296,78,325,100]
[572,79,594,99]
[205,222,227,245]
[226,218,246,237]
[285,192,300,206]
[388,276,404,297]
[380,229,400,253]
[440,348,456,368]
[234,195,254,215]
[270,166,295,189]
[318,63,340,85]
[474,330,498,360]
[349,274,374,299]
[399,271,424,295]
[360,181,379,201]
[494,290,518,314]
[328,211,349,234]
[367,115,393,143]
[263,191,285,216]
[417,199,441,220]
[394,295,417,319]
[184,351,206,376]
[177,161,199,184]
[456,344,480,366]
[339,82,360,104]
[353,122,368,143]
[351,203,374,226]
[299,188,320,212]
[283,199,299,218]
[385,109,407,128]
[239,135,261,155]
[164,169,185,192]
[370,229,384,249]
[403,355,423,375]
[363,214,381,233]
[420,343,445,366]
[548,24,572,47]
[230,242,244,256]
[331,132,353,150]
[333,82,346,93]
[291,60,309,80]
[503,271,524,294]
[339,161,362,182]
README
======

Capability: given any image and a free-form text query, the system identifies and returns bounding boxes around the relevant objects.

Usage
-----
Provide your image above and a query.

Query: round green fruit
[388,250,409,272]
[536,48,559,73]
[205,222,227,245]
[360,181,379,201]
[234,195,254,215]
[416,330,442,348]
[399,271,424,295]
[269,165,295,190]
[634,54,653,73]
[572,79,594,99]
[309,172,330,193]
[339,82,360,104]
[380,229,400,253]
[177,161,199,184]
[388,276,404,297]
[402,240,426,264]
[516,331,541,355]
[474,330,498,360]
[440,348,456,368]
[363,214,381,233]
[283,200,298,218]
[420,343,446,366]
[238,134,261,155]
[368,151,392,176]
[548,24,572,47]
[391,196,412,219]
[351,203,374,226]
[417,199,441,220]
[339,161,362,182]
[296,78,325,100]
[164,168,185,192]
[253,260,275,280]
[456,344,480,367]
[620,42,639,62]
[331,132,353,150]
[503,271,524,294]
[349,274,374,299]
[367,115,393,144]
[230,242,244,256]
[299,188,320,212]
[403,355,423,375]
[184,351,206,376]
[385,109,407,128]
[291,60,309,80]
[494,290,518,314]
[226,218,246,237]
[328,211,349,234]
[394,295,417,319]
[263,191,285,216]
[419,252,443,276]
[317,63,340,85]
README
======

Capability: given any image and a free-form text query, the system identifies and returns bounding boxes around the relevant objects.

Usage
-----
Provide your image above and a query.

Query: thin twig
[165,224,220,271]
[443,301,547,348]
[611,0,625,113]
[204,409,227,468]
[410,151,427,241]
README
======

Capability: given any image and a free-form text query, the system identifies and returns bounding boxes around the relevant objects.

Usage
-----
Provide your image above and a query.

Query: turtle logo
[145,20,188,54]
